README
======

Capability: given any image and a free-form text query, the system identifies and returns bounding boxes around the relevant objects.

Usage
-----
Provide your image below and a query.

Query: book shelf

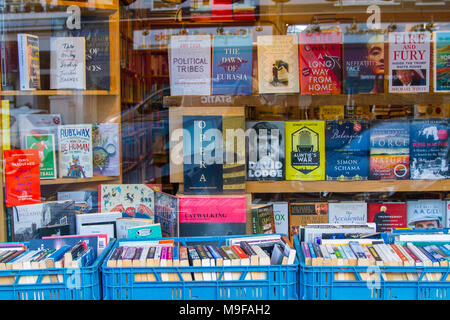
[0,1,121,242]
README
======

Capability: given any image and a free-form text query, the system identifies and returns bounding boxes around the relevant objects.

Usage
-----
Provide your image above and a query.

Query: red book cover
[212,0,232,21]
[299,32,342,94]
[368,203,407,233]
[4,149,41,207]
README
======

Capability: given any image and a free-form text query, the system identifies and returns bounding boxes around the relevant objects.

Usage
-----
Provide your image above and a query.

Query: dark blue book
[410,119,449,180]
[326,120,369,181]
[212,35,253,95]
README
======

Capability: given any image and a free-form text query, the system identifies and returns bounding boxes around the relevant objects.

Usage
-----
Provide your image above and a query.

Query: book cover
[29,235,100,257]
[17,114,62,150]
[58,124,93,178]
[246,121,285,181]
[328,202,367,224]
[169,35,211,96]
[50,37,86,90]
[289,202,328,238]
[0,41,18,90]
[17,33,40,90]
[407,200,445,229]
[251,203,276,235]
[257,35,300,94]
[285,120,325,181]
[92,123,119,176]
[11,200,76,242]
[232,0,256,21]
[57,190,98,213]
[389,32,430,93]
[25,134,57,179]
[343,32,385,94]
[99,184,155,221]
[299,32,342,94]
[115,217,156,239]
[212,0,232,21]
[178,195,246,237]
[154,190,179,237]
[4,149,41,207]
[76,211,121,239]
[271,202,289,237]
[128,224,162,239]
[410,119,449,180]
[369,120,410,180]
[325,119,369,181]
[368,203,407,233]
[1,100,11,151]
[446,200,450,228]
[310,105,345,120]
[434,31,450,92]
[212,35,253,95]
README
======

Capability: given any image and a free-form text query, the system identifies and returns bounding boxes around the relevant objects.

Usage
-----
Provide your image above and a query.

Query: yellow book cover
[285,120,325,180]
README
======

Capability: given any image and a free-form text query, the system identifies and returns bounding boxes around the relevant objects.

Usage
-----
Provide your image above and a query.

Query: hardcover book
[4,149,41,207]
[289,202,328,239]
[343,32,385,94]
[17,33,40,90]
[25,134,57,179]
[407,200,445,229]
[367,202,407,233]
[271,202,289,237]
[389,32,430,93]
[410,119,449,180]
[251,203,276,235]
[58,124,93,178]
[369,120,410,180]
[285,120,325,181]
[178,195,246,237]
[154,191,179,237]
[257,35,299,94]
[99,184,156,221]
[299,32,342,94]
[434,31,450,92]
[328,202,367,224]
[10,200,76,242]
[92,123,120,176]
[169,35,212,96]
[212,35,253,95]
[17,114,62,150]
[50,37,86,90]
[325,119,369,181]
[246,121,285,181]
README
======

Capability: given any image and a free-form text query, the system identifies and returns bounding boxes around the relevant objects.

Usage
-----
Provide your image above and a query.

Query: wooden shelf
[0,90,117,96]
[246,180,450,194]
[40,176,119,186]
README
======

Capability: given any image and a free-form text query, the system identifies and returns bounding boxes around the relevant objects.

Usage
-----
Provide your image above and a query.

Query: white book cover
[389,32,430,93]
[270,202,289,236]
[75,212,122,239]
[406,200,445,229]
[328,202,367,224]
[116,218,156,239]
[169,35,211,96]
[50,37,86,90]
[58,124,93,178]
[17,113,62,150]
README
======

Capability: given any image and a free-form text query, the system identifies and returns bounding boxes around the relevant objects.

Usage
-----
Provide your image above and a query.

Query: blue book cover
[183,115,224,194]
[410,119,449,180]
[326,120,369,181]
[407,200,445,229]
[212,35,253,95]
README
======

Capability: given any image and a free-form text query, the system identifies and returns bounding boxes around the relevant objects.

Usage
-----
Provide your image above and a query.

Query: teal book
[127,224,162,239]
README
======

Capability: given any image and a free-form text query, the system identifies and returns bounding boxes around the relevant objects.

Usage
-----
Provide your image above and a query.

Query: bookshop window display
[0,0,449,299]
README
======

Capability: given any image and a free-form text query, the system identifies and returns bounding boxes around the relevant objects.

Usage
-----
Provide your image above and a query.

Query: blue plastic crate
[0,240,115,300]
[102,235,299,300]
[294,237,450,300]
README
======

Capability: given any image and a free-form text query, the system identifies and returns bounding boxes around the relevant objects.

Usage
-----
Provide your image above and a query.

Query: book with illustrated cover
[328,202,367,224]
[17,33,40,90]
[246,121,284,181]
[299,32,342,94]
[17,114,62,151]
[92,123,119,176]
[370,120,410,180]
[407,200,445,229]
[58,124,93,178]
[285,120,325,181]
[410,119,449,180]
[271,202,289,237]
[251,203,276,235]
[50,37,86,90]
[57,191,98,213]
[434,31,450,92]
[257,35,299,94]
[389,32,430,93]
[128,224,162,239]
[343,32,385,94]
[99,184,156,221]
[289,202,328,239]
[25,134,57,180]
[212,35,253,95]
[326,119,369,181]
[116,218,156,239]
[368,202,407,233]
[178,195,246,237]
[155,191,179,237]
[169,35,211,96]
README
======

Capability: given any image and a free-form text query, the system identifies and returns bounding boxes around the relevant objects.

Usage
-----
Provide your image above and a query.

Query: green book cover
[25,133,57,179]
[127,224,162,239]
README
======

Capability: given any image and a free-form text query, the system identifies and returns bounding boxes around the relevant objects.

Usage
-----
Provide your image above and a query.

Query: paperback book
[154,191,179,237]
[407,200,445,229]
[17,33,40,90]
[57,191,98,213]
[127,224,162,239]
[17,114,62,150]
[289,202,328,238]
[25,134,57,179]
[271,202,289,236]
[92,123,120,176]
[434,31,450,92]
[368,202,407,232]
[328,202,367,224]
[251,204,276,235]
[76,212,122,239]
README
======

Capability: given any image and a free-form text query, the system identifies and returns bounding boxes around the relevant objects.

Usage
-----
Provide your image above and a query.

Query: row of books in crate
[169,31,450,96]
